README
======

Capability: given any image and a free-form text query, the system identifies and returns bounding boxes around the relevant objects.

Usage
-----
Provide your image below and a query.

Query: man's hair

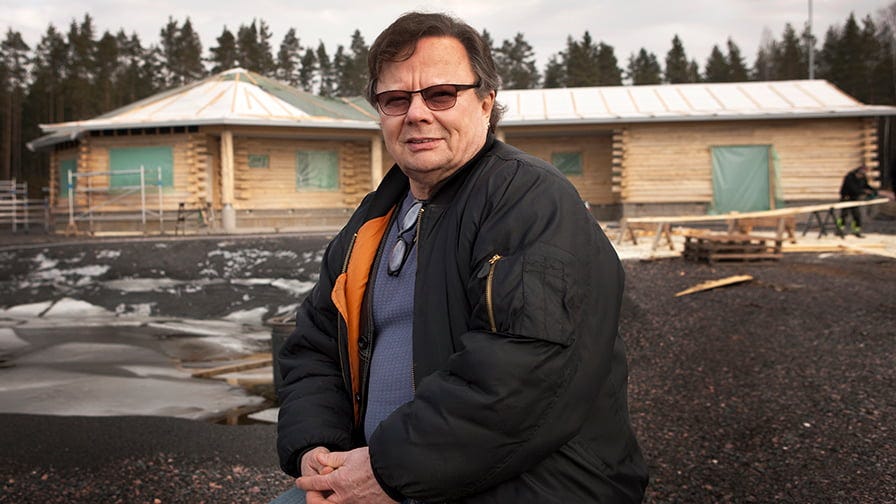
[366,11,505,132]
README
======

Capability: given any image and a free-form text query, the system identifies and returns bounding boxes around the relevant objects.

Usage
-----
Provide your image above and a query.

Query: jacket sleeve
[276,227,356,477]
[368,161,626,500]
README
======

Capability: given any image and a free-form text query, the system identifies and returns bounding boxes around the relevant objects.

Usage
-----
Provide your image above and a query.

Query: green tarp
[710,145,783,214]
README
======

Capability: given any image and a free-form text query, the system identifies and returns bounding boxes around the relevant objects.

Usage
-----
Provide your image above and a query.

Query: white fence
[0,179,49,232]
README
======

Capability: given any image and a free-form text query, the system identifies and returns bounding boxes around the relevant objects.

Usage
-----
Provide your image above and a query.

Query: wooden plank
[675,275,754,297]
[839,244,896,259]
[190,355,272,379]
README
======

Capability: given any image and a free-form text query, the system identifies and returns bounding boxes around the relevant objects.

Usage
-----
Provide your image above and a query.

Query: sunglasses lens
[421,85,458,110]
[378,91,412,115]
[388,238,407,275]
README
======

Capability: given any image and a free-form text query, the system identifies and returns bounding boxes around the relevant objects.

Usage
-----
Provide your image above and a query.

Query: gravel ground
[1,218,895,503]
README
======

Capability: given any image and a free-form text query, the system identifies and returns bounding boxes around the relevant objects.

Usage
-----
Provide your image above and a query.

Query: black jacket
[277,136,648,502]
[840,168,873,201]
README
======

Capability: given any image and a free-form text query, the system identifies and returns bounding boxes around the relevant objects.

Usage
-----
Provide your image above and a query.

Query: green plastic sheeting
[109,146,173,188]
[710,145,783,214]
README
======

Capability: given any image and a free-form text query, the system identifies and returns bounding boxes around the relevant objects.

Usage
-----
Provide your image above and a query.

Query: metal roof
[496,80,896,126]
[29,68,379,150]
[29,74,896,151]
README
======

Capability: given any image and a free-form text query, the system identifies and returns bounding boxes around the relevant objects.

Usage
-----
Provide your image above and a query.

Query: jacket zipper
[339,233,359,412]
[485,254,502,332]
[411,205,424,393]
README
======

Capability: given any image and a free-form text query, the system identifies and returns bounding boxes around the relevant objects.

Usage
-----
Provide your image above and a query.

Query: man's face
[376,36,494,195]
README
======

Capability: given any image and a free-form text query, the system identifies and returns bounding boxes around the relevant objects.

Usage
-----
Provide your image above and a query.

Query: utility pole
[808,0,815,79]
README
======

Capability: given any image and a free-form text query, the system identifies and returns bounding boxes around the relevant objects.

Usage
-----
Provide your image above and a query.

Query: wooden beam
[220,130,234,204]
[675,275,754,297]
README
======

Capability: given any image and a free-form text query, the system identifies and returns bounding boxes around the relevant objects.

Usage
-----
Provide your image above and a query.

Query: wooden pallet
[682,232,782,263]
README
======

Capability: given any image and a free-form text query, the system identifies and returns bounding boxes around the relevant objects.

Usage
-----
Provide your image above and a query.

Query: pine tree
[818,14,865,101]
[628,48,662,85]
[703,44,730,82]
[664,35,692,83]
[65,15,97,120]
[317,42,334,97]
[687,60,701,83]
[776,23,805,80]
[115,31,156,104]
[596,42,623,85]
[336,30,368,97]
[158,17,179,87]
[565,32,599,86]
[178,19,205,83]
[1,29,30,179]
[236,20,275,75]
[753,28,777,80]
[256,20,276,76]
[726,38,749,81]
[299,48,317,92]
[94,31,119,111]
[28,24,68,124]
[276,28,301,86]
[542,54,565,88]
[209,27,237,73]
[494,33,540,89]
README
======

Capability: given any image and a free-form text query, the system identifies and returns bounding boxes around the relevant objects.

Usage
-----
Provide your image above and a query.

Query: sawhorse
[802,207,845,238]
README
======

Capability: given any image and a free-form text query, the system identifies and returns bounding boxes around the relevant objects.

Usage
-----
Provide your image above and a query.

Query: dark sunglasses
[387,200,424,276]
[375,82,481,116]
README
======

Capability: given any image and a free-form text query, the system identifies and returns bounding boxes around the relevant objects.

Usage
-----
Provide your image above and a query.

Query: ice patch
[115,303,155,317]
[104,278,186,292]
[0,328,29,352]
[30,264,110,283]
[0,367,262,420]
[16,342,167,365]
[146,319,246,338]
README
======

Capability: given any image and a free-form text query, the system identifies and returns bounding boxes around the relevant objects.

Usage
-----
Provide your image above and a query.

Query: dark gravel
[1,222,895,503]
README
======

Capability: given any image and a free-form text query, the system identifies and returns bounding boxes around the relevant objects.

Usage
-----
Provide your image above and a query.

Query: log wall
[504,129,616,205]
[231,136,372,210]
[618,118,872,203]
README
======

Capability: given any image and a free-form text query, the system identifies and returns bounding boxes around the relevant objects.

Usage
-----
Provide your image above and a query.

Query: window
[296,150,339,191]
[552,152,583,176]
[108,146,174,188]
[59,159,77,197]
[248,154,269,168]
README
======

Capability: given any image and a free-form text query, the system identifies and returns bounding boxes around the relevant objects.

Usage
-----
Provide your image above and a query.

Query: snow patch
[224,307,268,325]
[96,249,121,259]
[0,301,54,318]
[42,298,114,318]
[271,278,315,296]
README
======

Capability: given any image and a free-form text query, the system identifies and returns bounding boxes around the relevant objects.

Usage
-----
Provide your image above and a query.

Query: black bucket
[266,315,296,396]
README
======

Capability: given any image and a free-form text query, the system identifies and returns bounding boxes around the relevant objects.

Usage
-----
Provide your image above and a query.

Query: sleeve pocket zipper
[485,254,502,332]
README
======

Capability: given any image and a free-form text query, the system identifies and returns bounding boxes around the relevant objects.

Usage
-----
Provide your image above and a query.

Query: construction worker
[837,165,876,237]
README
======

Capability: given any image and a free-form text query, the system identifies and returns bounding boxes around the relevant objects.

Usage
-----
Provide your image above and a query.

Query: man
[837,165,875,237]
[274,12,647,503]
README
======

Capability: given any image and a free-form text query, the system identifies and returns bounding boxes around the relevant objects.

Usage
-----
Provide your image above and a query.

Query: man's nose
[404,92,432,120]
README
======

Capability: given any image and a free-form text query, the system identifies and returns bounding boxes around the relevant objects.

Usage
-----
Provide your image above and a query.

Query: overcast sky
[3,0,890,72]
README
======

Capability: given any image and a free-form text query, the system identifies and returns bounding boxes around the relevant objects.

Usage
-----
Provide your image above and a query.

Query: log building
[29,69,896,233]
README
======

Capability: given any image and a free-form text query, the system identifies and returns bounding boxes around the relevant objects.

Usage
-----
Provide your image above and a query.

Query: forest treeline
[2,4,896,185]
